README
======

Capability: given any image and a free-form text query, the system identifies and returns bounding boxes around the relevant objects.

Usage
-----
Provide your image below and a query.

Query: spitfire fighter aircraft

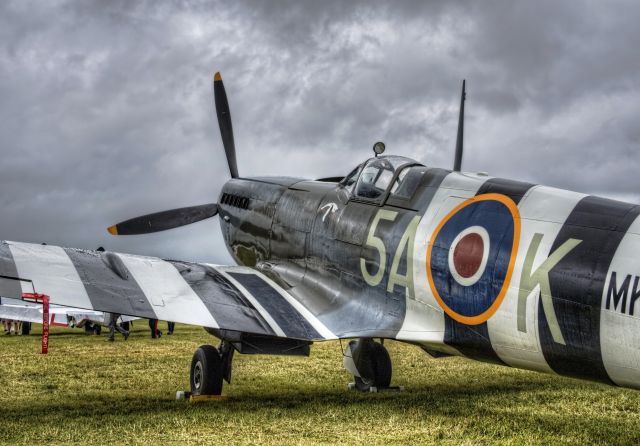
[1,73,639,396]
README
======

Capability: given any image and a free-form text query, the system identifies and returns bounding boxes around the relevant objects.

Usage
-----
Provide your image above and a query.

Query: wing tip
[107,225,118,236]
[214,71,222,82]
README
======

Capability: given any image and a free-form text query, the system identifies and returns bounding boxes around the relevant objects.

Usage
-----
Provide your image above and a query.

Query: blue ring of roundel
[430,199,515,318]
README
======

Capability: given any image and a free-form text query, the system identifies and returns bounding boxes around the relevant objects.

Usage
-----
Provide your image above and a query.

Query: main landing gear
[189,341,235,396]
[187,337,396,396]
[343,338,394,392]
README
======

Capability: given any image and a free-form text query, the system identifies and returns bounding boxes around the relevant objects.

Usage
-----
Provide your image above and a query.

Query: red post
[41,294,49,354]
[22,293,50,354]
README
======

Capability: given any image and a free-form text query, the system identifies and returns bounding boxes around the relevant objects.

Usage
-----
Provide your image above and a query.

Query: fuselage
[217,157,640,390]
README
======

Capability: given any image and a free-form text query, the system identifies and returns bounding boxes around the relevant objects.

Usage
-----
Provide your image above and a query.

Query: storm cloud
[1,0,639,263]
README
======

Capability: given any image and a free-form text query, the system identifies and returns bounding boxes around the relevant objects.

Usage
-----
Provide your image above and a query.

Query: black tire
[190,345,223,396]
[94,324,102,335]
[354,342,392,391]
[21,322,31,336]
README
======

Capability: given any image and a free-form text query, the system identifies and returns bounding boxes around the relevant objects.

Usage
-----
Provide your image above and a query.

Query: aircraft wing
[0,297,78,325]
[0,297,46,324]
[0,241,335,341]
[0,297,138,326]
[0,297,140,327]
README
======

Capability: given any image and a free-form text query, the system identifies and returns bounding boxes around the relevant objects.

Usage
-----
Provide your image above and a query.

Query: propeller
[107,203,219,235]
[107,72,235,235]
[214,72,238,179]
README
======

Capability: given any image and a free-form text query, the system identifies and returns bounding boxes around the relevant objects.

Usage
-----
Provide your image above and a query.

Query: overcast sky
[1,0,639,263]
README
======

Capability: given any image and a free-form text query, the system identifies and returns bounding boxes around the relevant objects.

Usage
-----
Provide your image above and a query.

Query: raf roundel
[427,193,521,325]
[448,225,490,287]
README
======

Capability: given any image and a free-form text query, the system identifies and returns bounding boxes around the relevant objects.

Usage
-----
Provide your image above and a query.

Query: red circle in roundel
[453,233,484,278]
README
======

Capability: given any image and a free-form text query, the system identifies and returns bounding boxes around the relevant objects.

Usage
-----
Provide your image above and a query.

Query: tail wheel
[354,341,392,392]
[190,345,224,396]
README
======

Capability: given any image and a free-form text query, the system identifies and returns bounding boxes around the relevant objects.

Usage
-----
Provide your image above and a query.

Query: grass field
[1,324,639,445]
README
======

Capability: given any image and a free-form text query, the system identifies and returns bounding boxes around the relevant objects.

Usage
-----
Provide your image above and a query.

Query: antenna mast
[453,80,466,172]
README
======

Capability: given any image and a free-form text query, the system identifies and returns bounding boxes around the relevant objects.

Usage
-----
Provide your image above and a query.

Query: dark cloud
[1,0,639,263]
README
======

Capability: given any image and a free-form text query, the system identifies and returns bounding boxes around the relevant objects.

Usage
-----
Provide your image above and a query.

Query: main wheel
[21,322,31,336]
[190,345,223,396]
[354,342,392,392]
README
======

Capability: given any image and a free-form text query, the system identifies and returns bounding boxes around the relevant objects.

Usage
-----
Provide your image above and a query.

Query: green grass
[1,324,639,445]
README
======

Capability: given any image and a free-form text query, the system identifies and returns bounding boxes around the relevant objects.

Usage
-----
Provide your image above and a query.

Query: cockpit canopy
[342,155,425,203]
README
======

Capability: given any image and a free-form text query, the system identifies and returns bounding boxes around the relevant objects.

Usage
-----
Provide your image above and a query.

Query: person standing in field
[148,319,174,337]
[148,318,158,338]
[106,312,129,341]
[3,319,16,335]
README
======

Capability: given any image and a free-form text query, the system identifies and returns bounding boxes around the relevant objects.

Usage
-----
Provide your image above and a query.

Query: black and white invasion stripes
[402,170,640,390]
[0,241,335,342]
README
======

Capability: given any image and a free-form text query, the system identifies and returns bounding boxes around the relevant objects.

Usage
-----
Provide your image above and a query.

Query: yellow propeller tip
[107,225,118,236]
[214,72,222,82]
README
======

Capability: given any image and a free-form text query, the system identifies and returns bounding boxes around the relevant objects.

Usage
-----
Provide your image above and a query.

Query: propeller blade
[107,203,218,235]
[213,72,239,179]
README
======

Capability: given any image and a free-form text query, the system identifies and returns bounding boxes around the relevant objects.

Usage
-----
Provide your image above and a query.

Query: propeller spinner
[107,72,235,236]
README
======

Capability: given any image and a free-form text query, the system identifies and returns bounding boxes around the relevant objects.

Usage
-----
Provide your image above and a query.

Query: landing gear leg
[343,338,392,392]
[219,340,235,384]
[189,341,235,396]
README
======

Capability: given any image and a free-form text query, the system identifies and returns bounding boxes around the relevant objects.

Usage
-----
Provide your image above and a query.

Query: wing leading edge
[0,241,335,342]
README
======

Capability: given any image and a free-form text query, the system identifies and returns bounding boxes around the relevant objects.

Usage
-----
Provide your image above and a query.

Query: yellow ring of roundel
[426,193,521,325]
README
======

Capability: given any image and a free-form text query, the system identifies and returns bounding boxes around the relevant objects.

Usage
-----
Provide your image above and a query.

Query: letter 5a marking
[360,209,420,297]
